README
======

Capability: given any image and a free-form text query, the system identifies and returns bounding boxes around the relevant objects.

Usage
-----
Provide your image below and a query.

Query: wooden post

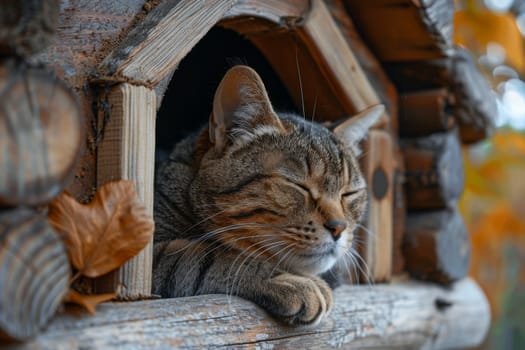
[95,83,156,299]
[359,130,394,282]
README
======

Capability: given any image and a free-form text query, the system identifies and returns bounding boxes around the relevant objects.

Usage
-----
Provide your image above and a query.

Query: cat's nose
[324,220,347,241]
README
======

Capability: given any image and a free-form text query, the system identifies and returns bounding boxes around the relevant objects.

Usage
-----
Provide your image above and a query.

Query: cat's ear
[332,105,384,157]
[209,65,286,152]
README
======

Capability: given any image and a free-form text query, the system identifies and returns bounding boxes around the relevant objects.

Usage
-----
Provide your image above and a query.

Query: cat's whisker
[175,231,294,289]
[343,249,360,284]
[348,247,374,287]
[310,95,318,137]
[355,223,376,239]
[295,45,306,120]
[227,240,288,301]
[179,208,230,236]
[268,243,297,278]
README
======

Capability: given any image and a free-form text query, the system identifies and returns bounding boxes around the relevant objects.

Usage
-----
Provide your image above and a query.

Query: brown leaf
[48,180,154,278]
[64,289,116,314]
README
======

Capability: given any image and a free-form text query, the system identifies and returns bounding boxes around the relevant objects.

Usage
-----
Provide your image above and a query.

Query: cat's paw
[264,273,333,326]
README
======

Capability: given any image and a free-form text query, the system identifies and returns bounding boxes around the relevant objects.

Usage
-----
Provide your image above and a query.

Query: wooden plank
[98,0,237,86]
[299,0,383,117]
[359,130,394,282]
[11,278,490,349]
[224,0,309,23]
[344,0,454,62]
[95,83,156,299]
[403,208,471,285]
[325,0,399,132]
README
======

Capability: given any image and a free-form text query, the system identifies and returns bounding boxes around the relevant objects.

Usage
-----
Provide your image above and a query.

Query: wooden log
[399,89,455,137]
[386,47,496,143]
[0,0,60,57]
[0,59,83,207]
[358,130,394,283]
[344,0,454,62]
[403,208,471,285]
[0,208,69,341]
[11,278,490,349]
[95,83,156,299]
[401,130,464,210]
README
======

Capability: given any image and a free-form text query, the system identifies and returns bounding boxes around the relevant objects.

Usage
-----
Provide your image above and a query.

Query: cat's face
[190,66,382,275]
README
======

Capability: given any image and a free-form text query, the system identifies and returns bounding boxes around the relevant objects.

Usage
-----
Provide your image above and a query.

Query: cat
[152,65,383,326]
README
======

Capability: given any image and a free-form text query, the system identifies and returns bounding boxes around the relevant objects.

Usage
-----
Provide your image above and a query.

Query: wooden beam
[325,0,399,132]
[344,0,454,62]
[14,278,490,349]
[98,0,238,86]
[95,83,156,299]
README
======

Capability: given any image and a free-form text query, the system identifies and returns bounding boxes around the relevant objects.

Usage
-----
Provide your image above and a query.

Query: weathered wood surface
[98,0,387,123]
[0,0,60,57]
[98,0,237,85]
[359,130,393,282]
[9,278,490,349]
[402,130,464,210]
[0,60,83,207]
[95,84,156,299]
[0,208,69,341]
[344,0,454,62]
[399,89,455,137]
[403,209,471,285]
[386,48,496,143]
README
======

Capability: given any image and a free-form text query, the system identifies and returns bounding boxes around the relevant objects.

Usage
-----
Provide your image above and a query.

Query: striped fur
[153,66,379,325]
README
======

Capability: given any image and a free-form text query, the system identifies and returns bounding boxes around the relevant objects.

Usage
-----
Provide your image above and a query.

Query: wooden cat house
[1,0,492,348]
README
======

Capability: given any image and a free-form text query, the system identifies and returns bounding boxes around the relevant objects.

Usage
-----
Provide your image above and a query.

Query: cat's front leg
[251,272,333,326]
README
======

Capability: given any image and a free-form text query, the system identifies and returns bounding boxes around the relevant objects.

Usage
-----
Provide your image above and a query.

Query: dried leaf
[48,180,154,278]
[64,289,116,314]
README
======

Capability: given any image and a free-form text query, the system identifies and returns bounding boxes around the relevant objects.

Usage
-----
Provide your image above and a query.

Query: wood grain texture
[402,130,464,210]
[399,89,455,137]
[98,0,236,85]
[299,0,383,116]
[0,208,69,341]
[0,60,83,207]
[359,130,394,282]
[344,0,454,62]
[386,47,496,143]
[403,208,471,285]
[95,84,156,299]
[325,0,399,132]
[10,278,490,349]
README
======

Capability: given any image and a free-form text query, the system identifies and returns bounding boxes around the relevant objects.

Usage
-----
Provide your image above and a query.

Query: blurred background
[455,0,525,348]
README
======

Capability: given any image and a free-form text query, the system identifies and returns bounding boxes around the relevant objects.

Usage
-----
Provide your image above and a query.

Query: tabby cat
[153,65,383,325]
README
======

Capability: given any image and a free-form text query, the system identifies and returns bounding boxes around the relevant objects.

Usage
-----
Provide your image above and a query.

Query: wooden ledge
[9,278,490,349]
